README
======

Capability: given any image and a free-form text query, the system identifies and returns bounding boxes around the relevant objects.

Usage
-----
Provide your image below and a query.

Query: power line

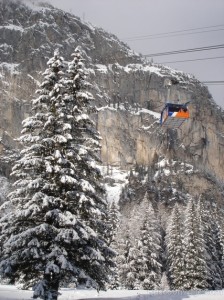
[144,44,224,57]
[159,56,224,64]
[202,81,224,83]
[123,24,224,40]
[126,28,224,41]
[202,81,224,85]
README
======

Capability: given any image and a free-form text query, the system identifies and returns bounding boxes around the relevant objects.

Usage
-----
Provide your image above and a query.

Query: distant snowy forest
[0,45,223,300]
[112,188,224,291]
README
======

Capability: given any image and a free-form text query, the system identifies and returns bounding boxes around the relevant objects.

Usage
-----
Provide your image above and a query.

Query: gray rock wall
[0,0,224,184]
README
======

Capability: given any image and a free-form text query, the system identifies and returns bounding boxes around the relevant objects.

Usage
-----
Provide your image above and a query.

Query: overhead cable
[144,44,224,57]
[160,56,224,64]
[202,81,224,85]
[203,81,224,83]
[125,28,224,41]
[123,24,224,40]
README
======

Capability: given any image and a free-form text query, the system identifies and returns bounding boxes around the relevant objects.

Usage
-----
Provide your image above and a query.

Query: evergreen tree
[125,241,140,289]
[105,202,120,289]
[117,193,162,290]
[0,49,114,300]
[210,220,224,289]
[182,199,208,290]
[116,226,132,289]
[159,272,170,290]
[105,202,120,247]
[166,203,185,290]
[216,209,224,288]
[136,201,162,289]
[198,200,223,289]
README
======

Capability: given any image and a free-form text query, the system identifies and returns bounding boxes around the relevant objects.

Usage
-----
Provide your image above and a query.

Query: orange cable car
[160,102,190,128]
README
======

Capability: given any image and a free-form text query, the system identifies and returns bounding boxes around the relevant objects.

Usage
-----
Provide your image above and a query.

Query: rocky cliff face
[0,0,224,210]
[96,63,224,182]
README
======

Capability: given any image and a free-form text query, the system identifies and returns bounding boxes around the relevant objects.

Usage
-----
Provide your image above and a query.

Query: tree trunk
[44,273,60,300]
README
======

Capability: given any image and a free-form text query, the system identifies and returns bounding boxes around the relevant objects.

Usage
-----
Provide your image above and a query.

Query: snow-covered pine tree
[210,220,224,289]
[125,240,140,289]
[135,199,162,290]
[104,202,120,290]
[0,49,114,300]
[116,226,132,289]
[105,202,120,247]
[159,272,170,290]
[166,203,185,290]
[216,209,224,288]
[182,199,208,290]
[198,200,223,289]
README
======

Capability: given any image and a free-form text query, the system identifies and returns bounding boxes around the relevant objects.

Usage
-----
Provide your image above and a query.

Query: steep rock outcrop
[94,63,224,181]
[0,0,223,193]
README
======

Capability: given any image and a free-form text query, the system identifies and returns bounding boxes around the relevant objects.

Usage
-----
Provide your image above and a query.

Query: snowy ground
[101,166,129,203]
[0,285,223,300]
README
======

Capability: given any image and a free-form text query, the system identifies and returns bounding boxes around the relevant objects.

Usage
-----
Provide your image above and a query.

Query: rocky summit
[0,0,224,216]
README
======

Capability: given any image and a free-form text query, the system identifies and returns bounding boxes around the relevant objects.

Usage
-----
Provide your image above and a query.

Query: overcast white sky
[47,0,224,108]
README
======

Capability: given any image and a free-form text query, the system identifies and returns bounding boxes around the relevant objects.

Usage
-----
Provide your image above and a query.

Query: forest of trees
[112,193,224,291]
